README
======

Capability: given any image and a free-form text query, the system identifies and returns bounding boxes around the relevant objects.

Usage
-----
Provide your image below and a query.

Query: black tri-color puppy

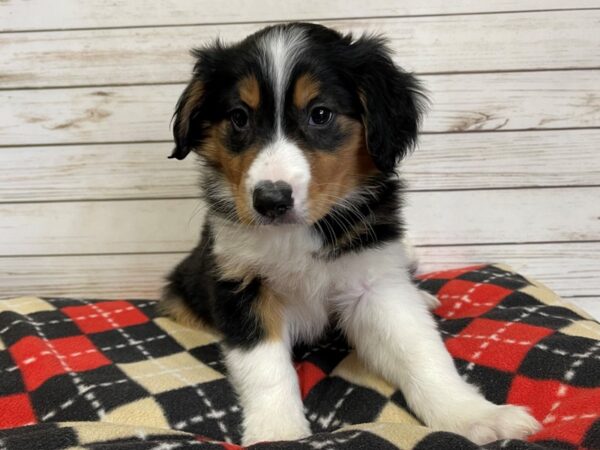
[162,22,540,445]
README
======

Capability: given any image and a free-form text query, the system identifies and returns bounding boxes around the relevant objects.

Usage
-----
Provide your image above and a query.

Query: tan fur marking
[307,117,378,222]
[239,75,260,109]
[252,285,284,340]
[213,253,282,339]
[158,292,216,333]
[214,254,246,280]
[293,74,320,109]
[201,123,259,224]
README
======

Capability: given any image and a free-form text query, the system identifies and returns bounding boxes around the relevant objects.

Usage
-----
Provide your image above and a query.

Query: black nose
[252,180,294,219]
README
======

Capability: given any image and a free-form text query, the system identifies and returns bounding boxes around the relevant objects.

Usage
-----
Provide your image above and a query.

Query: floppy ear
[169,77,206,160]
[350,36,427,173]
[170,43,227,160]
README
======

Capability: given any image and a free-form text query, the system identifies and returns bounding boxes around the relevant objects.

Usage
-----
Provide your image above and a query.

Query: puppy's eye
[309,107,333,126]
[230,108,249,130]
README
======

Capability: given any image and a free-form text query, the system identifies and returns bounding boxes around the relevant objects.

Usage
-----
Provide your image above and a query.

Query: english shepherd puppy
[161,22,540,445]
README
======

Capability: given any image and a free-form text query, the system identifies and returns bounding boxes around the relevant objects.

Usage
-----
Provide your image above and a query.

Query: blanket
[0,264,598,449]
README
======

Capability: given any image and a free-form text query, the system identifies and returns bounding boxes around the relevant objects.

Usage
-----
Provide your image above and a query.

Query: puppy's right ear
[171,42,228,160]
[169,77,206,160]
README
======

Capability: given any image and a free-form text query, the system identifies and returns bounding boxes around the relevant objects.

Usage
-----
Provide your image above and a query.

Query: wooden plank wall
[0,1,599,318]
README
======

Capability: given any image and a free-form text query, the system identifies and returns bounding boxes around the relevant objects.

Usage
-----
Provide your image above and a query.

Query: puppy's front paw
[242,414,311,445]
[443,402,540,445]
[466,404,540,445]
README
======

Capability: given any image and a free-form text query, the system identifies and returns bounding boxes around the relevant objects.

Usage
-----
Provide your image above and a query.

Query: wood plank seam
[1,239,600,259]
[2,7,599,34]
[4,68,600,92]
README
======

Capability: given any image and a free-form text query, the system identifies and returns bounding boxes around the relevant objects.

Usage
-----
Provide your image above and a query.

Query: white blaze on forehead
[259,26,307,134]
[250,27,311,216]
[246,137,311,214]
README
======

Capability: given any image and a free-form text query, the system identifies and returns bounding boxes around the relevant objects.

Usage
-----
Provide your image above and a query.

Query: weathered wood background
[0,1,599,318]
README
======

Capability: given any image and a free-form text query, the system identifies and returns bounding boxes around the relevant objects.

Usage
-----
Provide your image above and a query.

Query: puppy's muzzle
[252,180,294,219]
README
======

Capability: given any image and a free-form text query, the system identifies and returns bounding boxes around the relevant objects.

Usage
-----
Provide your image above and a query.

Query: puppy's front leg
[338,272,540,445]
[225,339,310,445]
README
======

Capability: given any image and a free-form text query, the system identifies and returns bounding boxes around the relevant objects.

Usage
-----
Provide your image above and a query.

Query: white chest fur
[211,218,413,344]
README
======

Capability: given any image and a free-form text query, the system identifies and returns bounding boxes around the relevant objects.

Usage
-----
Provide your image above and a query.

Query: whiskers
[309,180,386,253]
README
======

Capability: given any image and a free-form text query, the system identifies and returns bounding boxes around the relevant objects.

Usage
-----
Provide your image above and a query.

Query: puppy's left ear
[350,36,427,174]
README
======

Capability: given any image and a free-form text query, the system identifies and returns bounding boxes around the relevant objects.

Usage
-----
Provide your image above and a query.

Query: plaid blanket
[0,265,598,450]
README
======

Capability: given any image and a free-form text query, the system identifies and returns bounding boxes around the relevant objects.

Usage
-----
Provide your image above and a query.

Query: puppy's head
[171,23,426,225]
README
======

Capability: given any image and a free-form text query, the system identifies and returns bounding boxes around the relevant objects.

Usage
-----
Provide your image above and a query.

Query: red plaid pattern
[295,361,327,399]
[0,394,35,429]
[62,300,149,334]
[0,265,598,450]
[10,335,111,391]
[435,279,512,318]
[416,265,600,449]
[445,318,554,371]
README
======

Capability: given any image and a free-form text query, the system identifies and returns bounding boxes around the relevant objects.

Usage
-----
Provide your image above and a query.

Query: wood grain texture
[1,187,598,256]
[2,71,599,146]
[0,141,183,202]
[408,130,600,190]
[3,129,598,203]
[2,10,599,88]
[0,252,183,299]
[2,1,598,32]
[568,298,600,320]
[1,1,599,314]
[1,243,598,302]
[426,72,600,132]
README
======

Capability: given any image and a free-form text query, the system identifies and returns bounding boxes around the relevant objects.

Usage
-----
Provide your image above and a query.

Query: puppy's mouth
[253,209,306,226]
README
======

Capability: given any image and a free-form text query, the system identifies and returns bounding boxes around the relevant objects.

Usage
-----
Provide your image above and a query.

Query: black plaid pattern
[0,264,598,450]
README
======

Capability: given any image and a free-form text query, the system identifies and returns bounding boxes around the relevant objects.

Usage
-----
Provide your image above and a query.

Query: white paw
[241,414,311,445]
[420,290,441,310]
[466,404,540,444]
[440,402,541,445]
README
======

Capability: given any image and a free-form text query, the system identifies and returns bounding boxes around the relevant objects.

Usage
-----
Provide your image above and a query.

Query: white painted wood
[0,198,206,256]
[0,188,598,256]
[2,129,599,203]
[407,188,600,245]
[1,2,598,317]
[568,298,600,320]
[2,11,599,89]
[2,70,598,146]
[1,243,598,300]
[0,86,175,146]
[0,142,183,202]
[408,130,600,190]
[425,72,600,132]
[2,1,598,32]
[0,253,183,299]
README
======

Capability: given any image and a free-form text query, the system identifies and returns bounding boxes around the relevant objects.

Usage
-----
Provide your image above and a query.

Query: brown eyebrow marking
[239,75,260,109]
[293,73,320,109]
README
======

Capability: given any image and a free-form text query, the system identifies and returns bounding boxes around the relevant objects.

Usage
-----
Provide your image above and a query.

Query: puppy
[162,22,540,445]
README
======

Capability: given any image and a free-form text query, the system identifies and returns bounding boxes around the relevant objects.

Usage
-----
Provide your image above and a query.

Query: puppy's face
[171,23,424,226]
